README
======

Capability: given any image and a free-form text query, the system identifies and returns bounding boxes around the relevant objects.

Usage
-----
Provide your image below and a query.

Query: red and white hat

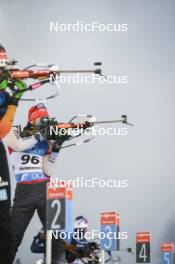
[0,44,8,67]
[28,103,49,122]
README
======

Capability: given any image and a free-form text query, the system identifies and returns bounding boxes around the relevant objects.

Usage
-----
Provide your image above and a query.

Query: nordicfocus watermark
[50,21,128,32]
[50,73,128,85]
[50,177,128,189]
[50,126,128,137]
[50,230,128,241]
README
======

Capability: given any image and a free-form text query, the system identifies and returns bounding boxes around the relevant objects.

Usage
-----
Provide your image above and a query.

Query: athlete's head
[28,103,49,127]
[74,216,88,237]
[0,44,8,68]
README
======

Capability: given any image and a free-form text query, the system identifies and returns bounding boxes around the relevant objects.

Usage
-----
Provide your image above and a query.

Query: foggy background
[1,0,175,263]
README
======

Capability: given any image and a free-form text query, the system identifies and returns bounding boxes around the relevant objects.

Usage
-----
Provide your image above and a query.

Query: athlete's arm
[0,79,25,139]
[43,142,60,177]
[4,129,38,151]
[43,152,59,177]
[0,105,17,139]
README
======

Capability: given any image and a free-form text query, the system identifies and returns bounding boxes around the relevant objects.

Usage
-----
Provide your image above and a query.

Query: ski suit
[0,80,21,264]
[6,128,66,264]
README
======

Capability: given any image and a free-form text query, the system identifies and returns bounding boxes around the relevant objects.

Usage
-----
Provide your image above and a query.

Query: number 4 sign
[136,232,151,263]
[46,182,73,232]
[161,242,175,264]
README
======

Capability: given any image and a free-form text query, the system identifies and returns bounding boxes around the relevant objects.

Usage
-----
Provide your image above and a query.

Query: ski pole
[46,230,52,264]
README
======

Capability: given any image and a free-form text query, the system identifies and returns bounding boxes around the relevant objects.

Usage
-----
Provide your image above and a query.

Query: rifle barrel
[55,69,99,74]
[92,119,125,125]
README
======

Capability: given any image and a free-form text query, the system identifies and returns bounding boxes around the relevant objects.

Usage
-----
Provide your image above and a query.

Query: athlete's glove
[81,121,92,129]
[52,142,61,153]
[9,80,25,106]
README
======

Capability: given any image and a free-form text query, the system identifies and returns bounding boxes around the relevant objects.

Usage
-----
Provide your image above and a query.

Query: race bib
[11,152,47,182]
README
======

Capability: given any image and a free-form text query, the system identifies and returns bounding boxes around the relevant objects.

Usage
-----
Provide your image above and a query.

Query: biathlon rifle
[34,114,133,149]
[41,114,133,130]
[3,60,103,79]
[1,61,104,102]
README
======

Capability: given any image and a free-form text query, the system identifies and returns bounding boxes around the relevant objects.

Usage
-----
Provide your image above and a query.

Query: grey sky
[1,0,175,263]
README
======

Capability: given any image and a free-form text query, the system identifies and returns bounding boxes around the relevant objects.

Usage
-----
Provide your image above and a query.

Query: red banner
[161,242,175,252]
[136,232,151,243]
[47,183,73,200]
[100,212,120,225]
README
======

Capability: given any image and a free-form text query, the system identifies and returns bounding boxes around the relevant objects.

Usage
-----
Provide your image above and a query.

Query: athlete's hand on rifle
[51,141,62,153]
[47,139,65,153]
[78,121,92,129]
[8,81,25,106]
